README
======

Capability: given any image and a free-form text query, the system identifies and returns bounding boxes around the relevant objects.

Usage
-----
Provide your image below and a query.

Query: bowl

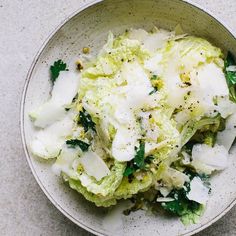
[21,0,236,235]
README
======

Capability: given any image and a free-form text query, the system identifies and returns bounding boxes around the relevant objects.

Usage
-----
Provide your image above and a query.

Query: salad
[29,27,236,225]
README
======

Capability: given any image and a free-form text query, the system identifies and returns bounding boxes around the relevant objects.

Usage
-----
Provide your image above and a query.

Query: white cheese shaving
[31,115,74,159]
[217,113,236,151]
[30,72,79,128]
[191,144,228,174]
[79,151,110,181]
[187,177,209,205]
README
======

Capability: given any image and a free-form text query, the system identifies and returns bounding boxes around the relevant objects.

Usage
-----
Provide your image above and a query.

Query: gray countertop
[1,0,236,235]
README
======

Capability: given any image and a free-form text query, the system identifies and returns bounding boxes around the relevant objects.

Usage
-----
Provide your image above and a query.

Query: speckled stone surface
[1,0,236,235]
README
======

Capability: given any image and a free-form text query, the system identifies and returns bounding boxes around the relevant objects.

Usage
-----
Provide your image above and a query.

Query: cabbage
[180,115,223,147]
[68,178,117,207]
[82,32,149,79]
[156,162,189,189]
[76,161,125,196]
[181,205,205,225]
[66,170,153,206]
[114,172,153,199]
[161,36,223,72]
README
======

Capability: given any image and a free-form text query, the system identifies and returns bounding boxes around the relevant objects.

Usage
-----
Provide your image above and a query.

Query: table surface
[1,0,236,235]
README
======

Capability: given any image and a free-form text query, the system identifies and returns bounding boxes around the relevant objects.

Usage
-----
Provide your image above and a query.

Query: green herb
[149,75,160,95]
[224,52,236,102]
[78,108,96,132]
[162,182,202,221]
[123,166,136,177]
[124,142,152,176]
[50,59,68,83]
[151,75,158,80]
[134,142,145,168]
[66,139,90,151]
[162,171,210,224]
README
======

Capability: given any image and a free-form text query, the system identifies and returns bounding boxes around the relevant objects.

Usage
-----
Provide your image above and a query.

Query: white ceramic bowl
[21,0,236,235]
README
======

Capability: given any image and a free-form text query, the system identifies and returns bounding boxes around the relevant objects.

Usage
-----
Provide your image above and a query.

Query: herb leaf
[50,59,68,83]
[133,141,145,169]
[151,75,158,80]
[78,108,96,132]
[124,141,151,177]
[123,166,136,177]
[162,170,210,222]
[224,52,236,102]
[66,139,90,151]
[162,181,200,216]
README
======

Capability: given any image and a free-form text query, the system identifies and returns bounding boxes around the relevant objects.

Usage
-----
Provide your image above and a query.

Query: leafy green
[66,139,90,152]
[180,115,224,147]
[161,179,204,225]
[50,59,68,83]
[134,142,145,168]
[151,75,158,80]
[149,74,161,95]
[67,177,117,207]
[124,141,151,176]
[182,115,225,152]
[224,52,236,102]
[78,108,96,132]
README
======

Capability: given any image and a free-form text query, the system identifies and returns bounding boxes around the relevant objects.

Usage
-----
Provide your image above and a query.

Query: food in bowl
[29,27,236,225]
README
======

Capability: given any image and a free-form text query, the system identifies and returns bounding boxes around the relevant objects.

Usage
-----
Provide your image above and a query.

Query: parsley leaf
[162,182,200,216]
[78,108,96,132]
[123,166,136,177]
[162,170,210,221]
[66,139,90,152]
[133,141,145,169]
[124,142,152,177]
[224,52,236,102]
[50,59,69,83]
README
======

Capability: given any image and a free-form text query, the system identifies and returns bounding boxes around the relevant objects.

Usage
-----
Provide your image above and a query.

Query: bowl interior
[22,0,236,235]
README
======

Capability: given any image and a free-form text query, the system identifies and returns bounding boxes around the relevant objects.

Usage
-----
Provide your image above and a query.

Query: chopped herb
[78,108,96,132]
[50,59,68,83]
[224,52,236,103]
[66,139,90,151]
[123,166,136,177]
[161,172,209,223]
[151,75,158,80]
[124,142,152,176]
[133,141,145,169]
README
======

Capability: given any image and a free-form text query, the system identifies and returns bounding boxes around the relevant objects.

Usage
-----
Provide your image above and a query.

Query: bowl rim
[20,0,236,235]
